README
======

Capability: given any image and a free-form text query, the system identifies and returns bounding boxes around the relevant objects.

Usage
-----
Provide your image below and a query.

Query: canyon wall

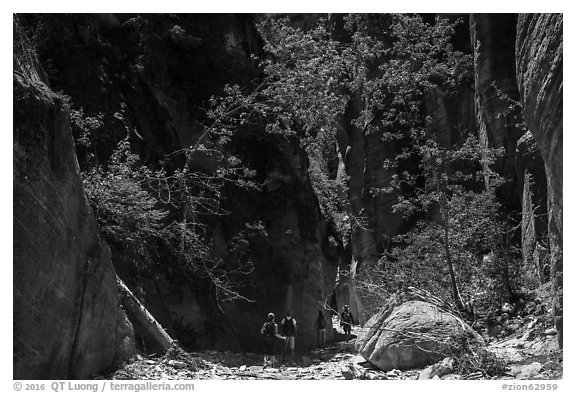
[17,14,339,351]
[471,13,551,284]
[14,13,563,364]
[516,13,563,346]
[13,19,135,379]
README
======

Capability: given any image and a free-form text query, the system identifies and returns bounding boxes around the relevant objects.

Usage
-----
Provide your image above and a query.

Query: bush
[82,140,168,269]
[455,348,509,377]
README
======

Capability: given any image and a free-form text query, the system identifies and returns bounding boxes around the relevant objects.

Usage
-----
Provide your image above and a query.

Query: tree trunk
[434,171,465,311]
[117,276,174,353]
[501,236,514,302]
[440,201,464,311]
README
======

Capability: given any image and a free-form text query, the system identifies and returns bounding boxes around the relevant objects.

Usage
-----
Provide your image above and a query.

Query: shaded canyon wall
[17,14,339,352]
[13,19,135,379]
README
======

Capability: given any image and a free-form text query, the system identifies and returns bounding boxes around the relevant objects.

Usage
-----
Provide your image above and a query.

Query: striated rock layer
[516,13,563,346]
[13,19,135,379]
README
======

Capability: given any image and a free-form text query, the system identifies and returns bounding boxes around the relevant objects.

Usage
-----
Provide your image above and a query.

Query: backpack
[282,317,296,336]
[261,322,275,338]
[341,311,352,324]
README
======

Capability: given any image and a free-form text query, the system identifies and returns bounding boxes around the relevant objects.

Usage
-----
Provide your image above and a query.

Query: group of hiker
[260,305,355,367]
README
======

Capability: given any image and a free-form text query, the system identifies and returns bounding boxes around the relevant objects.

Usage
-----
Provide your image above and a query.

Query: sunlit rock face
[13,19,135,379]
[516,13,563,246]
[515,13,563,346]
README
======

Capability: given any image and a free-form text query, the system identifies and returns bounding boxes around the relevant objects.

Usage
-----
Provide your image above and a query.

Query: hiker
[261,312,285,367]
[280,311,297,363]
[314,310,327,349]
[340,305,355,341]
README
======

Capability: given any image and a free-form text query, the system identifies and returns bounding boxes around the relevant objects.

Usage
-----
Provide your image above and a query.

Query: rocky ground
[107,294,562,381]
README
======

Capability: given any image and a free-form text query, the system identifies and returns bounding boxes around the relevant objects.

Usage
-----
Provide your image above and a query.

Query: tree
[81,131,256,305]
[82,139,168,269]
[370,188,516,312]
[327,14,522,313]
[203,16,353,225]
[158,14,516,313]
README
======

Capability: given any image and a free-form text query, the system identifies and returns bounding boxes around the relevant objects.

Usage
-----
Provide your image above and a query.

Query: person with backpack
[314,310,327,349]
[260,312,285,367]
[340,305,355,342]
[280,311,297,363]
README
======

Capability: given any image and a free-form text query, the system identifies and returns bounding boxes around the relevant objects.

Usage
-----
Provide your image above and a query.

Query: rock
[386,369,402,378]
[511,362,543,379]
[341,363,363,380]
[441,373,462,380]
[418,357,455,380]
[471,14,526,206]
[167,360,187,369]
[488,346,524,363]
[516,13,563,348]
[365,371,387,380]
[502,303,514,314]
[544,328,557,336]
[356,298,484,371]
[516,13,563,238]
[239,365,247,371]
[13,19,135,379]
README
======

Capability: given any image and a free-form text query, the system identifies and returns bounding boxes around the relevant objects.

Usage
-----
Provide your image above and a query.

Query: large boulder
[356,299,484,371]
[13,18,135,379]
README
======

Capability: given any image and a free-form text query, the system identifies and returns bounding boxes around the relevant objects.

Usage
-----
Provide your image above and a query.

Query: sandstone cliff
[516,13,563,346]
[471,13,552,287]
[13,19,135,379]
[471,14,526,205]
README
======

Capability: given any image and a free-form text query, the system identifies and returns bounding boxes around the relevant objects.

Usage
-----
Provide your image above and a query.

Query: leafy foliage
[76,13,526,315]
[82,134,255,303]
[205,16,353,223]
[201,15,524,313]
[358,189,516,310]
[82,140,168,268]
